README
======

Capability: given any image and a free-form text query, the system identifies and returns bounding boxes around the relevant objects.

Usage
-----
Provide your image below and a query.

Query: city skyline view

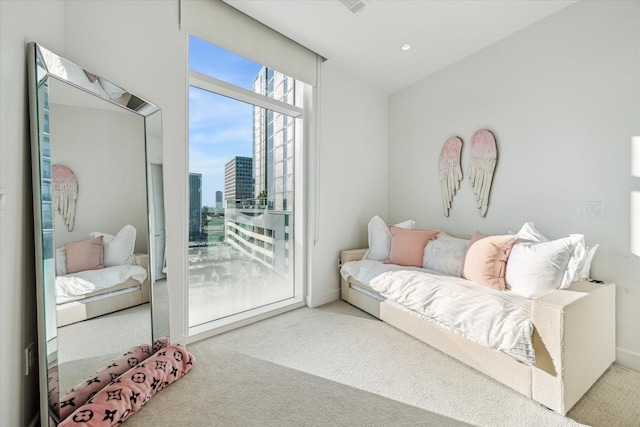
[187,35,301,328]
[189,36,262,207]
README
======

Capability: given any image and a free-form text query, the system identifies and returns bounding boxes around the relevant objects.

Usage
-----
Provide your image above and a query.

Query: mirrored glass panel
[28,43,167,426]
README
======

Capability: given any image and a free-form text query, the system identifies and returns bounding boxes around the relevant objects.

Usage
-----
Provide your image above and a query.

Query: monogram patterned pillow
[57,337,169,421]
[59,344,195,426]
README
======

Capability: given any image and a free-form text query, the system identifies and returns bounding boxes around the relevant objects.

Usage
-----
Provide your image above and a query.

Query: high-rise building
[215,191,222,210]
[252,67,295,211]
[224,156,253,206]
[225,68,296,275]
[189,173,202,239]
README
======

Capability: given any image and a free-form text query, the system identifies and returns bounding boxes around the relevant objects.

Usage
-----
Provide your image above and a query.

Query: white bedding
[340,259,432,284]
[341,260,535,366]
[56,264,147,304]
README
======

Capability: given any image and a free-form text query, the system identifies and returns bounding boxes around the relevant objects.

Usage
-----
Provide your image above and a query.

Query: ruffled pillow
[462,231,516,290]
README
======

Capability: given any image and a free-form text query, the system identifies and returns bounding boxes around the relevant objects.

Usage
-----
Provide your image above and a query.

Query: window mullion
[189,71,303,118]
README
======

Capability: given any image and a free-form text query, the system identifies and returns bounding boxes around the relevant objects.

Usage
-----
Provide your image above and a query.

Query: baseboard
[616,347,640,371]
[306,288,340,308]
[186,299,305,344]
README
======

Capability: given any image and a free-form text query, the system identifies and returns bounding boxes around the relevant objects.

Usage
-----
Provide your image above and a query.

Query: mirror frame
[27,42,165,426]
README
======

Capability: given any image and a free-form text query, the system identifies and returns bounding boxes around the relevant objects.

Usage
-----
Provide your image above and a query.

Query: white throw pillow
[90,224,137,267]
[55,246,67,276]
[576,244,599,280]
[422,234,469,277]
[515,222,548,242]
[363,215,415,261]
[516,222,586,288]
[506,234,584,298]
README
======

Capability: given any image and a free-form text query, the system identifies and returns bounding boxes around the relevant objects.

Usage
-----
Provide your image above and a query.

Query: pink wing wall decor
[468,129,497,217]
[52,164,78,231]
[439,136,463,217]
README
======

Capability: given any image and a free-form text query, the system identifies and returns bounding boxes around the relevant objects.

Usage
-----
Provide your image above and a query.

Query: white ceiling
[226,0,577,94]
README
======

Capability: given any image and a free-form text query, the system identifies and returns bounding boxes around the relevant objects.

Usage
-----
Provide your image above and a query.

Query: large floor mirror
[28,43,169,426]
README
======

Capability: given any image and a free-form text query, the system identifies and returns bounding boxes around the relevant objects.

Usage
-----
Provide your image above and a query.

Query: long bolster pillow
[59,344,195,426]
[56,337,169,421]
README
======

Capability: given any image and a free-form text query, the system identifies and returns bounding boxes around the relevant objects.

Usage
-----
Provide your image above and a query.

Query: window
[187,36,306,334]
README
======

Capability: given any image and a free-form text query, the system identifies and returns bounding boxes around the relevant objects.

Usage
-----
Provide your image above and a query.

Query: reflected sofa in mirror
[28,43,168,426]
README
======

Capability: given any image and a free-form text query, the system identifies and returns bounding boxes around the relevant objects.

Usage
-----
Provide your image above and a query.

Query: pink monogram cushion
[56,338,170,421]
[59,344,195,426]
[462,231,517,290]
[65,236,104,274]
[384,226,439,267]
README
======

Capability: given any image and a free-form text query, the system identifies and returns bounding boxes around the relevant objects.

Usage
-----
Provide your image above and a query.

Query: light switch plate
[583,201,605,217]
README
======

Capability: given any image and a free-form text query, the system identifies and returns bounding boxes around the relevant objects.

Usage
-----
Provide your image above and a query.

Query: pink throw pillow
[65,236,104,274]
[462,231,516,290]
[57,338,170,421]
[59,344,195,426]
[384,226,439,267]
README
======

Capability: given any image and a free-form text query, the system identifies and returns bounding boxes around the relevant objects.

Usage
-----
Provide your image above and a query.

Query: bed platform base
[340,249,616,414]
[56,253,150,327]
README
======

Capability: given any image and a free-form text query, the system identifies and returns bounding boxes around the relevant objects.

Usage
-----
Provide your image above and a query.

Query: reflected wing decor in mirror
[28,42,169,426]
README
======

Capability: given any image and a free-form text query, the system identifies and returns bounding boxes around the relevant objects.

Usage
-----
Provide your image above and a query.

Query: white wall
[309,62,388,307]
[388,0,640,368]
[0,2,65,425]
[0,1,187,424]
[51,103,148,252]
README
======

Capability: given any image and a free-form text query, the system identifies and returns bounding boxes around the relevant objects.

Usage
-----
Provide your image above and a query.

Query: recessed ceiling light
[401,44,411,51]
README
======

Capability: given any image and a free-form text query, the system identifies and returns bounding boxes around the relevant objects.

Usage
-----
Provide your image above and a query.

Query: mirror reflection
[28,43,167,426]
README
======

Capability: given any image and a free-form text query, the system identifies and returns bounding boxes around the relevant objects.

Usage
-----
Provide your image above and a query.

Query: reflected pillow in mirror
[65,236,104,274]
[90,224,137,267]
[56,247,67,276]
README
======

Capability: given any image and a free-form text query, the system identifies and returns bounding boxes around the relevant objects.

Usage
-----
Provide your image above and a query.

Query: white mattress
[341,260,535,366]
[56,285,141,310]
[56,264,147,304]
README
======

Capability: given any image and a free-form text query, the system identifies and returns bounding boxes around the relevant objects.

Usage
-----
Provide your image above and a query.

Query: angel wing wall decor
[439,136,463,217]
[468,129,497,217]
[52,164,78,231]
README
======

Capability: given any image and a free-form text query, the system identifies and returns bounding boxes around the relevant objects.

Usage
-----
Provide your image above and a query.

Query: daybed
[54,225,150,327]
[339,218,615,415]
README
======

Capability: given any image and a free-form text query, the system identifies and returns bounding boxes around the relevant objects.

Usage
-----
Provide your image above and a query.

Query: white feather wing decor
[52,164,78,231]
[439,136,463,217]
[468,129,497,217]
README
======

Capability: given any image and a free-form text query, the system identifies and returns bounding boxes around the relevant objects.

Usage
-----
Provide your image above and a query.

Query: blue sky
[189,36,262,207]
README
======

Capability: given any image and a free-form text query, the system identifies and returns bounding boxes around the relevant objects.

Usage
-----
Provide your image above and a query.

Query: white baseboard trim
[306,288,340,308]
[616,347,640,371]
[186,299,305,344]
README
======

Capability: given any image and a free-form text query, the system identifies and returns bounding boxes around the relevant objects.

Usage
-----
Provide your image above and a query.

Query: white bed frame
[56,253,150,327]
[340,249,616,414]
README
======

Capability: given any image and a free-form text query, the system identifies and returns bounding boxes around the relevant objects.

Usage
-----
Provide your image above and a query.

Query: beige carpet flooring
[118,300,640,427]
